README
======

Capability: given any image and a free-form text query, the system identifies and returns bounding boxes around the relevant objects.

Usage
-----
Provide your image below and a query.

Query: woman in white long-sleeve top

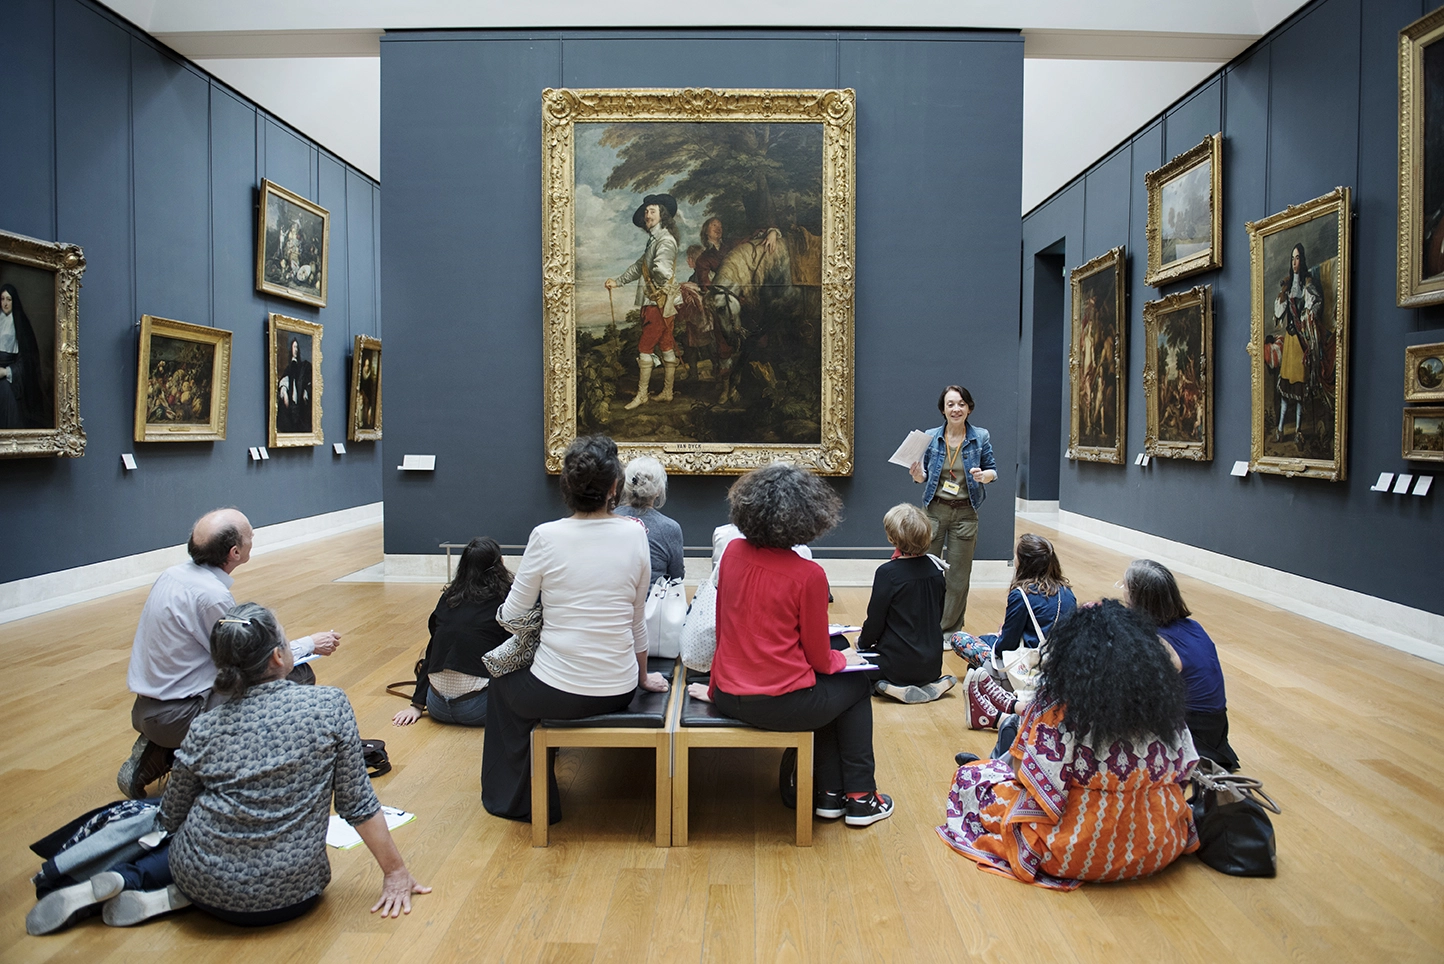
[480,435,669,824]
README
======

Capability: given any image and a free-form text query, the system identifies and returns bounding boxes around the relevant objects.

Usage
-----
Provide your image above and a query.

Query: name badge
[940,479,962,498]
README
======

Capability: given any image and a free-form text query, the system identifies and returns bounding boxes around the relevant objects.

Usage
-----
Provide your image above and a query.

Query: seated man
[118,508,340,799]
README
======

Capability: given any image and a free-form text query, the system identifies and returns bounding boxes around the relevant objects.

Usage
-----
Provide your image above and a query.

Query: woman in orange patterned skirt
[937,600,1199,890]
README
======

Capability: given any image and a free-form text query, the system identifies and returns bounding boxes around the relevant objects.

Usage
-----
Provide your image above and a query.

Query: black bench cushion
[539,657,675,729]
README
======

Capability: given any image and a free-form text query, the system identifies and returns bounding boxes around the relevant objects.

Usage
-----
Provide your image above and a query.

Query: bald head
[188,508,254,572]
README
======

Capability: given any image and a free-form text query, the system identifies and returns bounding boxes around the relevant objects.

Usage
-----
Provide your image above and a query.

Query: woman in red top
[708,463,893,827]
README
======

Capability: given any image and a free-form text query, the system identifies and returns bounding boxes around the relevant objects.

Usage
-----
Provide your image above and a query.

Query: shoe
[844,792,894,827]
[102,885,191,927]
[814,790,846,819]
[963,670,996,730]
[954,752,980,766]
[26,871,125,935]
[872,680,891,698]
[906,675,956,704]
[117,736,172,800]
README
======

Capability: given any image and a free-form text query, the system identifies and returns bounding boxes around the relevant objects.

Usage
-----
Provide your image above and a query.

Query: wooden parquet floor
[2,520,1441,963]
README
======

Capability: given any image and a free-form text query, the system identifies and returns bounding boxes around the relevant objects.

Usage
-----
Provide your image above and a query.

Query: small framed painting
[256,179,329,308]
[134,315,231,442]
[1068,246,1127,464]
[1142,285,1212,461]
[1403,406,1444,462]
[1404,341,1444,402]
[268,313,323,447]
[1144,133,1223,287]
[348,334,381,441]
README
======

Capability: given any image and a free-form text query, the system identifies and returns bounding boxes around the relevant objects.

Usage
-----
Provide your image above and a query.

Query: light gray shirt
[614,224,680,316]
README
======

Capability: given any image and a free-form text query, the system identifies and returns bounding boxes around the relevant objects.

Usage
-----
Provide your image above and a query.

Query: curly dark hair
[443,536,513,608]
[727,462,843,548]
[560,435,623,513]
[1035,600,1186,745]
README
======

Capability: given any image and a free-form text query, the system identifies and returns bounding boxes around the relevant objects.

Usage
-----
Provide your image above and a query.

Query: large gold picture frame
[540,87,856,475]
[256,179,330,308]
[348,334,382,441]
[0,229,85,458]
[1246,186,1351,482]
[1398,8,1444,307]
[134,315,231,443]
[267,313,323,447]
[1142,285,1212,461]
[1068,246,1127,464]
[1404,341,1444,402]
[1145,133,1223,287]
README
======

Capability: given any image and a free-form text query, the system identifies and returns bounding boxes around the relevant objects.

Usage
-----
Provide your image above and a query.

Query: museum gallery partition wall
[0,0,382,585]
[380,30,1024,558]
[1019,0,1441,617]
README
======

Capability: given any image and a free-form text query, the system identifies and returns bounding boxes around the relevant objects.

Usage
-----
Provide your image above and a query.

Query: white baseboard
[0,502,384,625]
[1056,509,1444,665]
[1015,497,1060,515]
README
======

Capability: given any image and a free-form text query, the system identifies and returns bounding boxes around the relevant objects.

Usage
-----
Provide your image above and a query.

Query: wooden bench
[529,657,679,847]
[671,685,814,847]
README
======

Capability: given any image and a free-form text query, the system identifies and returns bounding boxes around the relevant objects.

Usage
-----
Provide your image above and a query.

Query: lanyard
[944,437,964,477]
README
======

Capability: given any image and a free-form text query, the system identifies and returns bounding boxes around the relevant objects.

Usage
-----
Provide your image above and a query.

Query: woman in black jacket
[393,537,512,727]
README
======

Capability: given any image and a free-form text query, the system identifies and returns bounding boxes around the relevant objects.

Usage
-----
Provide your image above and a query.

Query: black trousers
[713,671,876,794]
[481,669,634,822]
[1186,708,1240,772]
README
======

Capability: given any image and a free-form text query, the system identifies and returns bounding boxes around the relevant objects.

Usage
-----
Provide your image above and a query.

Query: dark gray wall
[381,29,1023,559]
[0,0,383,584]
[1020,0,1443,616]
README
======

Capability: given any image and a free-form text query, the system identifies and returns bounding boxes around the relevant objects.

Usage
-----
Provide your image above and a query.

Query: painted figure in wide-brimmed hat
[606,193,682,410]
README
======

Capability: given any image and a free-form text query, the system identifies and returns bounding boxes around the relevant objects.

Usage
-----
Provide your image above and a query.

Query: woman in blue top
[909,385,997,636]
[1123,559,1239,772]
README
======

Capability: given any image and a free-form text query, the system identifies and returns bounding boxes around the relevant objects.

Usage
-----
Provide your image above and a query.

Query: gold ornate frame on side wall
[1246,186,1351,481]
[540,87,856,475]
[348,334,382,441]
[1142,285,1212,461]
[1398,8,1444,307]
[1402,405,1444,462]
[1144,133,1223,287]
[256,179,330,309]
[1067,246,1127,464]
[0,229,86,458]
[134,315,231,442]
[1403,341,1444,402]
[267,313,324,447]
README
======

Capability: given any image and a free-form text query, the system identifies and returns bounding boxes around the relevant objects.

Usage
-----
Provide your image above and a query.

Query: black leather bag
[1190,759,1280,877]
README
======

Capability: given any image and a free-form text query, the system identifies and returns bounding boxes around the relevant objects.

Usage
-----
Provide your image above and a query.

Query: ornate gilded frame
[133,315,231,442]
[0,229,85,458]
[1398,8,1444,307]
[1246,186,1351,482]
[348,334,382,441]
[1067,246,1127,464]
[267,313,324,447]
[1145,133,1223,287]
[1403,406,1444,462]
[540,87,856,475]
[1142,285,1212,461]
[256,179,330,308]
[1404,341,1444,402]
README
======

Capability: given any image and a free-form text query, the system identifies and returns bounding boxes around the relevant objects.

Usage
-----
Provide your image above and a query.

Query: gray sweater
[614,506,685,584]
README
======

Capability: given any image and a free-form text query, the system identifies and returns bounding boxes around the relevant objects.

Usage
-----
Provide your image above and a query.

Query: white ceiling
[99,0,1310,210]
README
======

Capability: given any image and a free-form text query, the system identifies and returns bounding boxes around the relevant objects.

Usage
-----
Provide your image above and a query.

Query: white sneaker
[26,871,125,935]
[102,884,191,927]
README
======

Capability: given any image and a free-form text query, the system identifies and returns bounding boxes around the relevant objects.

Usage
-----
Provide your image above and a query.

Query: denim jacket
[919,423,996,508]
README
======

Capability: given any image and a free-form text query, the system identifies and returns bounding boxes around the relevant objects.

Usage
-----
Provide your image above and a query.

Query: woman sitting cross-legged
[938,600,1199,890]
[393,536,513,728]
[481,435,668,824]
[700,462,894,827]
[27,603,428,933]
[859,503,953,704]
[1122,559,1240,771]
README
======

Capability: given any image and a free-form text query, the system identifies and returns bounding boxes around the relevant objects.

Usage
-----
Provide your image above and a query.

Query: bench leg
[654,732,671,847]
[671,731,690,847]
[531,732,549,847]
[795,735,813,847]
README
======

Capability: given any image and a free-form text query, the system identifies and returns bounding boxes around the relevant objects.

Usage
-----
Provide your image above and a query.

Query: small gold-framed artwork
[0,228,85,458]
[256,179,329,308]
[1398,8,1444,307]
[1404,406,1444,461]
[1404,341,1444,402]
[268,313,323,447]
[1144,133,1223,287]
[1068,246,1127,464]
[133,315,231,442]
[348,334,381,441]
[1142,285,1212,461]
[1246,186,1351,482]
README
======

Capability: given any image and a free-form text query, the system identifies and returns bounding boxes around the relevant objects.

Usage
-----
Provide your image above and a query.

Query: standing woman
[0,283,46,429]
[910,385,997,636]
[482,435,669,824]
[613,456,685,586]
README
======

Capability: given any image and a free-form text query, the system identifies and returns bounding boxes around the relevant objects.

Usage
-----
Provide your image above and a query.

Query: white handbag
[994,589,1049,702]
[644,577,687,659]
[679,575,718,671]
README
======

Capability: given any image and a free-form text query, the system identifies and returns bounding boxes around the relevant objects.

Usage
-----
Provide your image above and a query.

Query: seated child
[859,504,954,704]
